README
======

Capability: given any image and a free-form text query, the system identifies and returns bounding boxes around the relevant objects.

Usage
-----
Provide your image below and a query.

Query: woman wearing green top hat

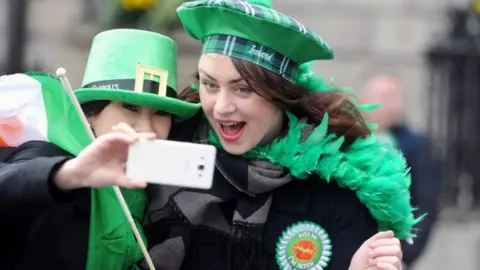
[0,29,202,270]
[139,0,418,269]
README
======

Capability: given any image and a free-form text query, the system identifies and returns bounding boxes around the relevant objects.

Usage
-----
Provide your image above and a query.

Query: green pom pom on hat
[177,0,334,82]
[75,29,201,118]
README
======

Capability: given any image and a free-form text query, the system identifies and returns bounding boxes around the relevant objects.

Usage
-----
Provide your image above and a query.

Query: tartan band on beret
[202,34,299,82]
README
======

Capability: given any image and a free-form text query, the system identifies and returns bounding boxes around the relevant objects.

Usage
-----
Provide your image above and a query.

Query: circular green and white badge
[276,221,332,270]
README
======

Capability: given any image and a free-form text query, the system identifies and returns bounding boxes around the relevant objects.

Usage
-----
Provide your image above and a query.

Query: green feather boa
[208,112,421,239]
[207,63,423,239]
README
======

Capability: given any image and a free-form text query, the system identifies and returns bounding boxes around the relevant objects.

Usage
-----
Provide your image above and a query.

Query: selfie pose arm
[0,141,76,210]
[52,129,149,190]
[0,130,148,211]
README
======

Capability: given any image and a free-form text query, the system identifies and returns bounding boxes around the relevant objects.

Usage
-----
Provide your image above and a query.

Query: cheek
[247,102,281,132]
[91,112,128,136]
[244,104,282,146]
[106,108,134,126]
[199,91,215,112]
[152,116,172,139]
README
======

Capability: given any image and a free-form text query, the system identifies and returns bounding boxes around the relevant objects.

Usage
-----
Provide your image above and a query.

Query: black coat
[143,116,379,269]
[144,149,378,269]
[0,141,89,270]
[0,123,378,270]
[0,147,14,161]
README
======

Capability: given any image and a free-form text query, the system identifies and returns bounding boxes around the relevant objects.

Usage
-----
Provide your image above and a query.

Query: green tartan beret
[177,0,334,82]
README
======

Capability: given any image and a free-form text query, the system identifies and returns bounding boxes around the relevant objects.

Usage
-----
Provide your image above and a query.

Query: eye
[122,103,139,112]
[155,110,170,116]
[200,80,217,90]
[236,86,252,94]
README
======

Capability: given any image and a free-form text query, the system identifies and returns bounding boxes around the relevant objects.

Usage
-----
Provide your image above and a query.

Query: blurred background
[1,0,480,269]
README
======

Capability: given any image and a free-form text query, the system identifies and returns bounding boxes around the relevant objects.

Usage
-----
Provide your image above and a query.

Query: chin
[219,139,255,156]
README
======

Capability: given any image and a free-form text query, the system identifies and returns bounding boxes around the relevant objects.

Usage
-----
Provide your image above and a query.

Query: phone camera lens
[198,165,205,170]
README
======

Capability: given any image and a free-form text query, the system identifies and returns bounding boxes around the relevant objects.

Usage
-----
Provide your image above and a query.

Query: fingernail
[368,259,374,265]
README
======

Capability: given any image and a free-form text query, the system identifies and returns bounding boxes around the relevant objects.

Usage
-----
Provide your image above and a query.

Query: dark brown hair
[81,100,110,117]
[179,58,371,144]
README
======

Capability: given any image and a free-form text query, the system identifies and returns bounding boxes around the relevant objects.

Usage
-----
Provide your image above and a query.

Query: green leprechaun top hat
[75,29,201,118]
[176,0,334,83]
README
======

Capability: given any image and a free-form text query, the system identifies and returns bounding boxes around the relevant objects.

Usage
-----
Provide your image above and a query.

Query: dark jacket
[142,116,379,270]
[391,125,442,266]
[0,147,14,161]
[144,151,378,269]
[1,123,378,270]
[0,141,90,270]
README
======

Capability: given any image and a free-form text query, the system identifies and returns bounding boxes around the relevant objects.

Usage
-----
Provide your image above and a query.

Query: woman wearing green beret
[0,3,413,269]
[141,0,419,269]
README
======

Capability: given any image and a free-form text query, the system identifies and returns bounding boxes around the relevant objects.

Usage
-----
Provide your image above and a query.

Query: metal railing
[426,8,480,210]
[3,0,29,74]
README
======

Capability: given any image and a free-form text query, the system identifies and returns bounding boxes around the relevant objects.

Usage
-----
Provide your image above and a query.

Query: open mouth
[218,121,246,142]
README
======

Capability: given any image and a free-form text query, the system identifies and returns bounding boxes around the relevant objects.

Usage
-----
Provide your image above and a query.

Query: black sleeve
[310,183,378,270]
[0,141,79,212]
[401,137,442,266]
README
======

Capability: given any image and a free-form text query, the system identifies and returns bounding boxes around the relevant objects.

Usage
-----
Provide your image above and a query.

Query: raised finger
[101,132,137,146]
[376,261,400,270]
[372,237,400,248]
[136,132,157,140]
[116,175,148,189]
[112,122,137,137]
[368,231,395,245]
[112,124,157,142]
[372,255,402,266]
[371,245,402,259]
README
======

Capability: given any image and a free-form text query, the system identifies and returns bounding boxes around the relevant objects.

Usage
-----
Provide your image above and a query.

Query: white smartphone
[126,140,217,189]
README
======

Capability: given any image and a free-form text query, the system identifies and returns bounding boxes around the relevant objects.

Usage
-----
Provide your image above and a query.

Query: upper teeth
[221,122,240,126]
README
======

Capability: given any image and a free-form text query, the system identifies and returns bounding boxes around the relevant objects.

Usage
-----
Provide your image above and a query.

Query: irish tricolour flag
[0,71,155,268]
[0,72,91,155]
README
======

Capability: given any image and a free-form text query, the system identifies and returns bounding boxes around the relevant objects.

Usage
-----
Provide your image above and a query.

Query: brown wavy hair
[179,58,371,144]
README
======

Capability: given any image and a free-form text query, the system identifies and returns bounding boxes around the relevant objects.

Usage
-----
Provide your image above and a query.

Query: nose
[213,90,236,116]
[133,113,155,134]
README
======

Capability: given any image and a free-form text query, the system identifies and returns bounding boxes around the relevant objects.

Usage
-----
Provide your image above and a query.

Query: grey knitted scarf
[140,124,293,269]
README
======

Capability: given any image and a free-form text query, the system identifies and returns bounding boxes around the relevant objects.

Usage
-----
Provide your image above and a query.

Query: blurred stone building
[3,2,480,270]
[0,0,447,132]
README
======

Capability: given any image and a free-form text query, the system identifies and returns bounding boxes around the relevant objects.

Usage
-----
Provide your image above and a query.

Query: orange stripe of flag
[0,136,8,147]
[0,116,22,147]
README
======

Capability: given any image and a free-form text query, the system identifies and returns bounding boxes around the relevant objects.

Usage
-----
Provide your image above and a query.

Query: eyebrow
[198,69,245,84]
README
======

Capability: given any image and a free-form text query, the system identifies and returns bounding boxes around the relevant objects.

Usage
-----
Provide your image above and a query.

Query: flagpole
[55,67,156,270]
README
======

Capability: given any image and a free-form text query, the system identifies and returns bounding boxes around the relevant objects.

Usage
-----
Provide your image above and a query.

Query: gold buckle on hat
[121,0,158,11]
[134,64,169,96]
